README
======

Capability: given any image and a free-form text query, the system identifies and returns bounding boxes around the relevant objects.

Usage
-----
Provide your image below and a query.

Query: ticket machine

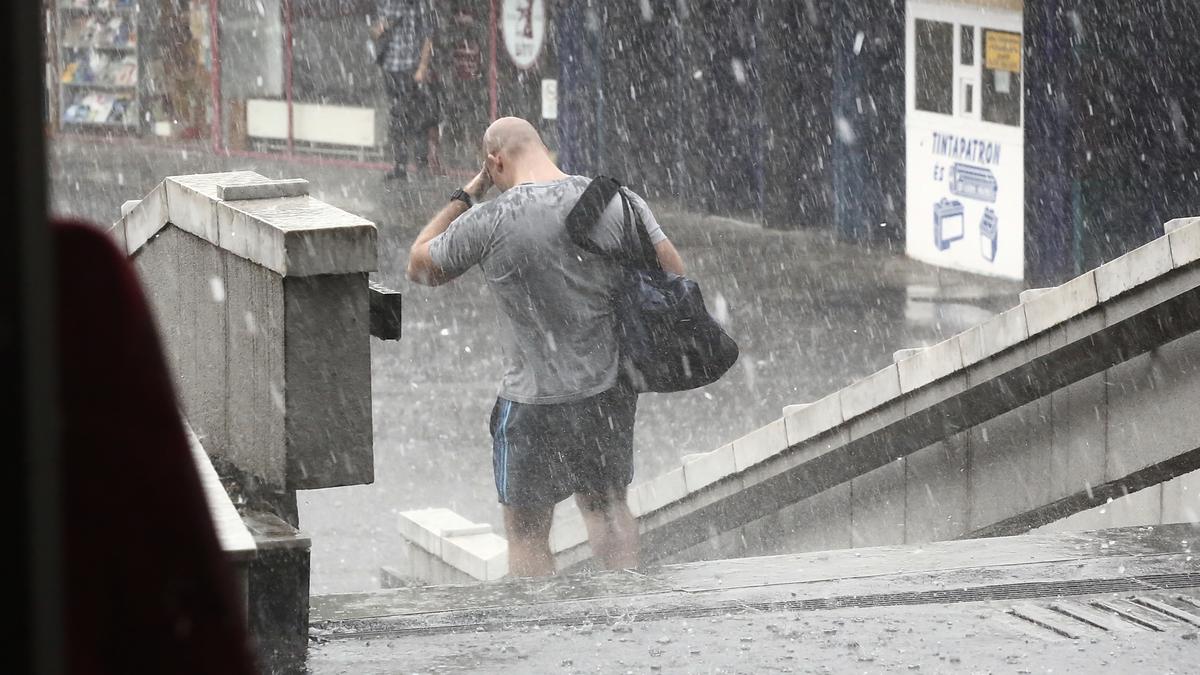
[904,0,1024,280]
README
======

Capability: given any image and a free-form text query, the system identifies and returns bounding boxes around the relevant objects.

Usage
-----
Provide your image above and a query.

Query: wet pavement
[306,524,1200,673]
[48,135,1025,594]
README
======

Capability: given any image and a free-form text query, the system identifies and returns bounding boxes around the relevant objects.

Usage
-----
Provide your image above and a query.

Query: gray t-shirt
[429,175,667,404]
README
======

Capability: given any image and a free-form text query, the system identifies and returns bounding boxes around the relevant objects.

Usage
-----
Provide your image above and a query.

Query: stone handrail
[547,215,1200,567]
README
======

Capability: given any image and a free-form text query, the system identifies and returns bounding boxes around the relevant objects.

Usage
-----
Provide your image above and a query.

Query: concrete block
[106,218,128,257]
[758,426,850,482]
[185,423,256,560]
[135,226,230,462]
[368,281,403,340]
[230,196,377,277]
[380,565,410,589]
[1018,288,1052,304]
[1095,236,1174,303]
[782,403,809,416]
[846,400,906,442]
[224,252,286,489]
[550,510,588,553]
[1106,336,1200,482]
[741,483,852,555]
[1164,216,1199,234]
[550,499,588,552]
[1105,485,1163,528]
[218,178,310,201]
[1168,217,1200,268]
[896,336,964,393]
[243,511,310,675]
[124,182,170,255]
[284,273,373,490]
[164,176,221,247]
[980,305,1029,361]
[631,467,687,516]
[958,324,984,368]
[850,458,907,548]
[120,199,141,217]
[839,364,901,421]
[732,419,788,471]
[442,532,508,581]
[1161,467,1200,524]
[904,434,970,543]
[902,370,966,418]
[397,508,484,558]
[1023,272,1099,336]
[783,393,843,446]
[967,397,1055,532]
[1034,502,1110,534]
[218,202,287,274]
[1048,373,1107,500]
[683,443,739,493]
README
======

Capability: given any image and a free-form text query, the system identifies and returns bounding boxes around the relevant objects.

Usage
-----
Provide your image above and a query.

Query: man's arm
[414,36,433,82]
[406,168,492,286]
[655,239,685,276]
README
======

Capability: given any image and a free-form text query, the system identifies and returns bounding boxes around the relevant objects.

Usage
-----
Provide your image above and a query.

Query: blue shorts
[490,383,638,507]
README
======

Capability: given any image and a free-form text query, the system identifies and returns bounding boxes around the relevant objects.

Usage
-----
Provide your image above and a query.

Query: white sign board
[905,2,1024,280]
[541,79,558,119]
[907,125,1024,278]
[502,0,546,70]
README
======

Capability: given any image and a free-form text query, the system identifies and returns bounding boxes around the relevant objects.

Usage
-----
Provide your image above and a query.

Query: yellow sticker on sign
[985,31,1021,72]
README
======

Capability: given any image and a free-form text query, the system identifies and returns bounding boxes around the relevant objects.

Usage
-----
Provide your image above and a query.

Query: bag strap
[565,175,661,271]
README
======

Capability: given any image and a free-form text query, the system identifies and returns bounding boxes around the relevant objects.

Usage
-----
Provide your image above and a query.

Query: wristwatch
[449,188,473,208]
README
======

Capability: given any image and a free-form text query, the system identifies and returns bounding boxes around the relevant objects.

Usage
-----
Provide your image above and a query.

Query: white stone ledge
[1169,217,1200,268]
[784,393,843,446]
[839,364,901,421]
[896,336,963,394]
[683,443,737,492]
[732,418,787,471]
[960,305,1028,367]
[1023,271,1099,337]
[118,171,377,277]
[217,178,309,201]
[185,422,256,561]
[564,217,1200,570]
[631,467,687,516]
[397,508,507,580]
[1164,216,1198,234]
[1095,236,1174,303]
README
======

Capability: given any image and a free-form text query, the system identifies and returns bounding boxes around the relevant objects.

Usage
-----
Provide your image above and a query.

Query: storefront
[46,0,556,169]
[50,0,213,138]
[904,0,1024,280]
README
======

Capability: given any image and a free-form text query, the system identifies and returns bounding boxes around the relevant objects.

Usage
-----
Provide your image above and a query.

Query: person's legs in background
[384,71,410,181]
[503,505,556,576]
[576,488,639,570]
[425,124,443,176]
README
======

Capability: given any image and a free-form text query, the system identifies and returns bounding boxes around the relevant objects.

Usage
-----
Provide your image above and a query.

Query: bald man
[407,117,684,576]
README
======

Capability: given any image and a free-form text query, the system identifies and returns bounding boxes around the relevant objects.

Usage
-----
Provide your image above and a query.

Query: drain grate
[1007,593,1200,639]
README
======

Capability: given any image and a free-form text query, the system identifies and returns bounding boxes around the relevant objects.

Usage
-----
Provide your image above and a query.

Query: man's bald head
[481,117,564,191]
[483,117,546,158]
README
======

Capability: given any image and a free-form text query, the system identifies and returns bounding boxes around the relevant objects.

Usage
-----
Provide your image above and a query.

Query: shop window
[982,29,1021,126]
[915,19,953,115]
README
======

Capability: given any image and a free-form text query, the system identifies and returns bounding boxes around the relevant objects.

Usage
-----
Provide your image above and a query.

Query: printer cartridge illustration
[979,207,998,262]
[933,198,965,251]
[949,163,998,202]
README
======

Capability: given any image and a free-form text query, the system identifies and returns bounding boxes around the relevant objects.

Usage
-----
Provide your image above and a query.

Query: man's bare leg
[576,488,639,570]
[503,504,556,577]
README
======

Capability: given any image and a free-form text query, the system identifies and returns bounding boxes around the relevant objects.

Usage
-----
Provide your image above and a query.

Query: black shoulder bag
[566,176,739,393]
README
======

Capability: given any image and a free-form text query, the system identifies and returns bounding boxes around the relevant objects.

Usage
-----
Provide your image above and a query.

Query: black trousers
[383,70,440,168]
